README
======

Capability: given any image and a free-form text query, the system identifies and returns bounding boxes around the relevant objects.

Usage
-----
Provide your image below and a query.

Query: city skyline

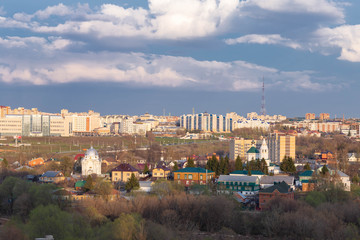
[1,0,360,117]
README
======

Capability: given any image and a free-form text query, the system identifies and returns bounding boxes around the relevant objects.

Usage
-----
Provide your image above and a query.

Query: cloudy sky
[0,0,360,117]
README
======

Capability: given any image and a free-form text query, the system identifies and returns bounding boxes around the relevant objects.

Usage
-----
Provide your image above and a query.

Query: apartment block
[267,132,296,163]
[229,138,262,160]
[319,113,330,120]
[0,106,101,137]
[305,113,315,120]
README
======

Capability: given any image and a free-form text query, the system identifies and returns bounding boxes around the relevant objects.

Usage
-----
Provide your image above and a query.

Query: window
[154,173,157,176]
[177,174,180,179]
[200,175,203,180]
[185,174,187,179]
[127,173,130,176]
[188,174,193,180]
[115,173,118,176]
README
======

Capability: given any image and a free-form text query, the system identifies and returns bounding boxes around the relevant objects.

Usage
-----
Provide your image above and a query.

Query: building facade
[173,167,215,186]
[81,147,102,176]
[267,132,296,163]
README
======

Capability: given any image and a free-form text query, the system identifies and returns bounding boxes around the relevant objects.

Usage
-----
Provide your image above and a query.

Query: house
[173,167,215,186]
[138,181,154,192]
[316,166,351,191]
[259,181,294,210]
[39,171,65,183]
[110,163,140,183]
[299,170,315,192]
[28,157,45,167]
[336,170,351,191]
[260,175,295,190]
[152,166,171,179]
[217,175,260,195]
[299,170,314,182]
[75,180,86,191]
[229,170,265,179]
[348,153,359,163]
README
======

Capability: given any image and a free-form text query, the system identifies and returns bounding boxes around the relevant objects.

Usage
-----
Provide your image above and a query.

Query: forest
[0,174,360,240]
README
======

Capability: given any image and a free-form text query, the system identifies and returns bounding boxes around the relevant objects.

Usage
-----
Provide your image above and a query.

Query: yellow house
[152,166,171,178]
[111,163,140,182]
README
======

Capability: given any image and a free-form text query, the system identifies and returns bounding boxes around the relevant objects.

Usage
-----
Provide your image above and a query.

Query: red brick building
[259,181,294,210]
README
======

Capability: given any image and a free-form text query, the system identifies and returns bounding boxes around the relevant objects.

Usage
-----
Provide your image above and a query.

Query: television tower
[261,77,266,116]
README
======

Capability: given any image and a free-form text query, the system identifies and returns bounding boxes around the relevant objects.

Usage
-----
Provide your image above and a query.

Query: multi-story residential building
[267,132,296,163]
[259,181,294,209]
[152,166,171,178]
[319,113,330,120]
[217,175,260,195]
[229,138,262,160]
[110,163,140,183]
[234,118,270,130]
[305,113,316,120]
[0,106,101,137]
[173,167,215,186]
[180,113,235,133]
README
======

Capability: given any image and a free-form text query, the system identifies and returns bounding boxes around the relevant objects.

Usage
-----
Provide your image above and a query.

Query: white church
[81,147,102,176]
[246,139,270,166]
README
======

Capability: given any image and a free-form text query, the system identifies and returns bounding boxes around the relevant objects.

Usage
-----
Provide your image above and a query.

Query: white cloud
[314,25,360,62]
[0,38,335,91]
[225,34,302,49]
[240,0,344,23]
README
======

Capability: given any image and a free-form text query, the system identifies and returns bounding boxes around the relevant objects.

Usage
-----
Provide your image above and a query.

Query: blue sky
[0,0,360,117]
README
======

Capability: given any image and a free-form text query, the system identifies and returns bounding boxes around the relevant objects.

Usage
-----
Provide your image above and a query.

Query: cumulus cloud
[313,25,360,62]
[0,38,335,91]
[225,34,302,49]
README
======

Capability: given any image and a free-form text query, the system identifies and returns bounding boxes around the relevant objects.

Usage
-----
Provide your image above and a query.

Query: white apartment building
[180,113,235,132]
[0,107,101,137]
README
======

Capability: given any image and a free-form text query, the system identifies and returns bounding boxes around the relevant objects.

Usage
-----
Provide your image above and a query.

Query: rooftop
[230,170,264,175]
[173,167,214,174]
[260,181,290,194]
[111,163,139,172]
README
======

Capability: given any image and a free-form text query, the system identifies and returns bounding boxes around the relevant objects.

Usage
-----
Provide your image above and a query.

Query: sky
[0,0,360,117]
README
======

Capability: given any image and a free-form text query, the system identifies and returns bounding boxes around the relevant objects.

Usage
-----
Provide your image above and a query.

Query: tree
[94,179,113,200]
[143,164,150,174]
[60,157,74,177]
[280,156,296,173]
[235,156,243,170]
[321,165,329,175]
[260,159,269,175]
[125,173,139,192]
[172,162,179,171]
[187,157,195,168]
[1,158,9,169]
[84,175,94,192]
[224,155,230,174]
[303,162,311,171]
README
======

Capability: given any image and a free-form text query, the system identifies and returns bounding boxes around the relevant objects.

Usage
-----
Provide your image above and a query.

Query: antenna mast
[261,77,266,116]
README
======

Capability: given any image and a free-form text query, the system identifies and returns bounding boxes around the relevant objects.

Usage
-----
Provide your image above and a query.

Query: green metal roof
[230,170,264,175]
[75,180,86,188]
[173,167,214,173]
[259,181,290,194]
[247,146,259,154]
[299,170,314,177]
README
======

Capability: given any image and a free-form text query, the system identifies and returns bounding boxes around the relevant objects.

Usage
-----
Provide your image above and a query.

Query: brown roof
[111,163,139,172]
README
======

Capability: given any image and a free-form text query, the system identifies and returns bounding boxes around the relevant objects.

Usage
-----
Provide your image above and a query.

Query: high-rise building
[267,132,296,163]
[0,106,101,137]
[319,113,330,120]
[180,113,235,133]
[229,138,263,160]
[305,113,315,120]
